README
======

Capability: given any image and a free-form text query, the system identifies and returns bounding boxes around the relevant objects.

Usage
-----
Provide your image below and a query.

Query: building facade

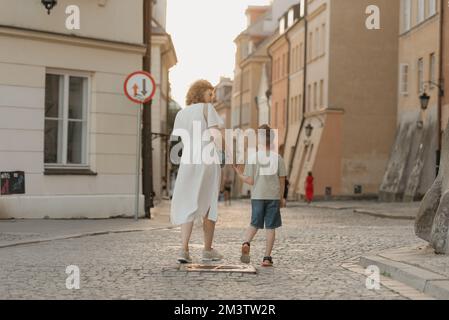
[288,0,399,200]
[231,0,299,196]
[0,0,176,218]
[214,77,233,129]
[268,28,289,150]
[442,0,449,130]
[150,1,178,201]
[380,0,441,202]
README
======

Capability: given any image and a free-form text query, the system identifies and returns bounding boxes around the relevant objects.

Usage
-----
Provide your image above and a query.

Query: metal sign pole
[135,103,143,220]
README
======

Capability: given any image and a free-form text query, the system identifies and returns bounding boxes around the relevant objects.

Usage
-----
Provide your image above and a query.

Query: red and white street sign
[124,71,156,104]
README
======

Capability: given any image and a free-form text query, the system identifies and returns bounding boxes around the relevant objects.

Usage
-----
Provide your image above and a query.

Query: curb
[353,209,415,220]
[360,255,449,299]
[0,225,176,249]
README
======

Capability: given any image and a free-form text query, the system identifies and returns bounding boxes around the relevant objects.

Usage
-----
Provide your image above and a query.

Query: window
[290,97,294,124]
[402,0,411,32]
[417,0,425,24]
[430,53,436,84]
[274,103,278,127]
[281,54,285,77]
[284,53,288,75]
[313,82,317,109]
[299,43,303,69]
[399,63,409,95]
[319,80,324,107]
[288,9,295,27]
[428,0,436,17]
[418,58,424,93]
[307,84,311,111]
[308,32,313,61]
[279,17,285,34]
[298,94,302,121]
[321,24,326,55]
[283,99,286,125]
[44,71,89,166]
[315,27,319,58]
[290,47,296,73]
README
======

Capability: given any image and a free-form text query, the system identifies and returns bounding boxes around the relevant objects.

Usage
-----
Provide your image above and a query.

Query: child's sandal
[240,242,251,264]
[261,256,273,267]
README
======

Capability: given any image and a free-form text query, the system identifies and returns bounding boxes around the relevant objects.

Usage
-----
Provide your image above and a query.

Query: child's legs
[244,225,259,243]
[181,222,194,252]
[264,200,282,257]
[265,229,275,257]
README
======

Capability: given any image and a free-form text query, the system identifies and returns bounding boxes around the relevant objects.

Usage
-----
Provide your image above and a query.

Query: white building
[0,0,176,219]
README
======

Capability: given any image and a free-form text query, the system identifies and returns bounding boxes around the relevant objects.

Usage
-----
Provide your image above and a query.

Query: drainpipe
[289,1,308,177]
[142,0,154,218]
[436,0,445,176]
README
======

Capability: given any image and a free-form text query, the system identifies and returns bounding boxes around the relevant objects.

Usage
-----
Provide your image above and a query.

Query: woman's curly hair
[186,80,214,106]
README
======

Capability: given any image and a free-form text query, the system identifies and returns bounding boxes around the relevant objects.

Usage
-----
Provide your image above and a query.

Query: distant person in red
[305,172,314,204]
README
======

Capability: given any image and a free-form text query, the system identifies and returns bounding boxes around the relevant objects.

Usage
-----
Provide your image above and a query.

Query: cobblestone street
[0,201,429,299]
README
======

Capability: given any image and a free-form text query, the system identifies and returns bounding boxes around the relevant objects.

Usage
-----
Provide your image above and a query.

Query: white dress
[170,103,224,225]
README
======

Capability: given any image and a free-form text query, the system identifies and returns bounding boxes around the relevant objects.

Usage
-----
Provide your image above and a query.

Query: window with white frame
[399,63,409,95]
[417,0,425,24]
[428,0,436,17]
[418,58,424,93]
[44,71,89,166]
[402,0,411,32]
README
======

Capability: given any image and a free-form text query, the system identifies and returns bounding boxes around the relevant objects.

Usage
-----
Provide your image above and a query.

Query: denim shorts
[251,200,282,230]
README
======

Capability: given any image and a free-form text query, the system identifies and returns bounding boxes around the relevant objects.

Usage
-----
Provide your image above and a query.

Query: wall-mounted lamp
[41,0,57,14]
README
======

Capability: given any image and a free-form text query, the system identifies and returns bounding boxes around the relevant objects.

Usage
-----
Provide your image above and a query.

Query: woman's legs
[203,213,216,251]
[181,222,194,252]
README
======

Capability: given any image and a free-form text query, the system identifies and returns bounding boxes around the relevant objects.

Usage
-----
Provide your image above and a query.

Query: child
[233,124,287,267]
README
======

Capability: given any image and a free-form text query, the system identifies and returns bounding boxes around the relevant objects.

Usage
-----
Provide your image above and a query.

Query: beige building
[380,0,441,201]
[150,4,178,201]
[231,0,299,196]
[284,5,306,179]
[288,0,400,200]
[214,77,233,129]
[0,0,176,218]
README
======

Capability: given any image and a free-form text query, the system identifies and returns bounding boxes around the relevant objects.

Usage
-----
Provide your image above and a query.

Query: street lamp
[419,92,430,111]
[305,123,313,138]
[41,0,57,14]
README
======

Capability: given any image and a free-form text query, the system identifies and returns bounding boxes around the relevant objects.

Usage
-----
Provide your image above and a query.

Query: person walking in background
[222,165,234,206]
[305,172,314,204]
[284,177,289,206]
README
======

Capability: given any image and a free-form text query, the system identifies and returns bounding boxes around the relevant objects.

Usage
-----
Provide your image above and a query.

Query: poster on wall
[0,171,25,195]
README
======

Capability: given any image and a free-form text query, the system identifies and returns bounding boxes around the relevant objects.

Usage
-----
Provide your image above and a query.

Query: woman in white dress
[171,80,225,263]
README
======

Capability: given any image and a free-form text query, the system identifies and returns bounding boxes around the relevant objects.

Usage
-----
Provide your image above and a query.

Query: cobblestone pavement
[0,201,428,299]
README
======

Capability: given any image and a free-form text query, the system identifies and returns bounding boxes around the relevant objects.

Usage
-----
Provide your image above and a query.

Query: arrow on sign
[132,84,139,97]
[141,79,148,96]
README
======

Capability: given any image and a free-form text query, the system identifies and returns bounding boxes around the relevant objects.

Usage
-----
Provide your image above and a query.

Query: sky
[166,0,271,106]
